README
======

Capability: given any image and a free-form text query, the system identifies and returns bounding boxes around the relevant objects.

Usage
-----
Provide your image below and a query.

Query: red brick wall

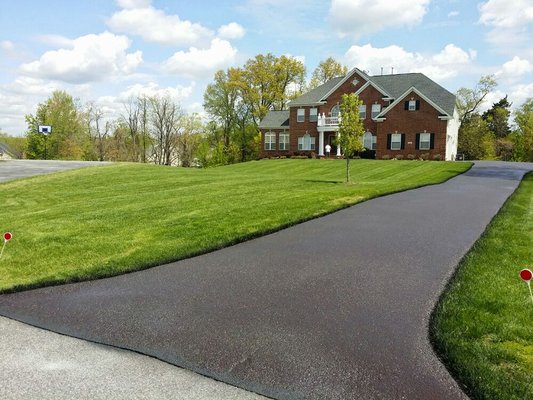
[376,91,447,159]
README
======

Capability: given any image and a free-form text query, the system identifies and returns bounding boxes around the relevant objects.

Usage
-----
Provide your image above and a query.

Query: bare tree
[85,101,112,161]
[149,95,184,166]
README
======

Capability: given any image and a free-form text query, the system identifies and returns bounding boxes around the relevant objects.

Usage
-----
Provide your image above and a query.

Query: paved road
[1,161,532,399]
[0,159,110,182]
[0,160,265,400]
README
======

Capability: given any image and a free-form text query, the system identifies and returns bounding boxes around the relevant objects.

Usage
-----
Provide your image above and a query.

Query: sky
[0,0,532,136]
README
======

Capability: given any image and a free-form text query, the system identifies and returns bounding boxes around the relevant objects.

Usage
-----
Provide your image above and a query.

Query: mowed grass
[431,172,533,400]
[0,159,470,292]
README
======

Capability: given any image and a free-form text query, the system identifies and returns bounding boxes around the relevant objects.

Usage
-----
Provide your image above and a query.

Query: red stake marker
[520,269,533,304]
[0,232,12,258]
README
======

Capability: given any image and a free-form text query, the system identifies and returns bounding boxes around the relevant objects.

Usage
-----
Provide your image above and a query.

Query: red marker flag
[0,232,12,258]
[520,269,533,304]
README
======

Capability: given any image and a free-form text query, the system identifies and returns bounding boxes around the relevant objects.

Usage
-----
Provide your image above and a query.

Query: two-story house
[259,68,460,161]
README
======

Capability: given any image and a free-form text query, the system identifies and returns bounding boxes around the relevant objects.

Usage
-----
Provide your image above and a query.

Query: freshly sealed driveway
[1,161,532,399]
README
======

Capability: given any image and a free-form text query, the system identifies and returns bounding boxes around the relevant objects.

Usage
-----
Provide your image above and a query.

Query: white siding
[446,108,460,161]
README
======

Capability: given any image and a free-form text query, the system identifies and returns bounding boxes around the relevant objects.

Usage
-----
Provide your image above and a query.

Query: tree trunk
[346,157,350,183]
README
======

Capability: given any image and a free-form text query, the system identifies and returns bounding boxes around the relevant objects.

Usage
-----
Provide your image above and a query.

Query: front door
[328,134,337,155]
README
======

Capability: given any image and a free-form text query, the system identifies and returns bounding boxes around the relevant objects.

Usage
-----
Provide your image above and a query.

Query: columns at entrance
[318,131,324,157]
[336,132,342,157]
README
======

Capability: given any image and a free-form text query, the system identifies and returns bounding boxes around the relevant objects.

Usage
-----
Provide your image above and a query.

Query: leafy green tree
[458,114,494,160]
[482,96,511,139]
[309,57,348,89]
[236,53,306,124]
[25,90,88,160]
[0,132,27,158]
[512,98,533,161]
[338,93,365,183]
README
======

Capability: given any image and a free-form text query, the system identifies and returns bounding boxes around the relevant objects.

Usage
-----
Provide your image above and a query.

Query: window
[371,104,381,118]
[309,108,318,122]
[416,132,434,150]
[330,104,340,118]
[279,133,289,151]
[264,132,276,151]
[297,108,305,122]
[405,100,420,111]
[298,133,316,151]
[359,105,366,119]
[363,132,376,150]
[390,133,402,150]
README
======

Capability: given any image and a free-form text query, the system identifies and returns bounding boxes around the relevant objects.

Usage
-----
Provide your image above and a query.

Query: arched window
[363,131,377,150]
[264,132,276,150]
[330,104,340,117]
[298,133,316,151]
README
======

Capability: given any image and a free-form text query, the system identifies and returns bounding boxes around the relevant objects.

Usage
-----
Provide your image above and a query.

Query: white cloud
[479,0,533,57]
[20,32,142,84]
[218,22,246,40]
[448,11,459,18]
[329,0,430,38]
[116,0,151,9]
[479,0,533,29]
[496,56,533,84]
[0,40,15,51]
[36,34,74,48]
[343,43,475,81]
[107,3,213,46]
[162,38,237,79]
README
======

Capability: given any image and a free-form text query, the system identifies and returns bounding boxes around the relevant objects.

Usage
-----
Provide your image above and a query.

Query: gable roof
[258,110,290,129]
[287,77,343,106]
[369,73,456,116]
[288,69,456,117]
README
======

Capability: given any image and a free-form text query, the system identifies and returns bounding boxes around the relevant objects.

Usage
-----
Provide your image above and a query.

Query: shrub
[381,155,391,160]
[407,154,416,160]
[395,154,404,160]
[433,154,443,161]
[420,153,430,161]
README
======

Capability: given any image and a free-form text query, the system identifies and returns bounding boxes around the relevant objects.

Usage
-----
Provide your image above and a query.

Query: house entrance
[327,134,337,155]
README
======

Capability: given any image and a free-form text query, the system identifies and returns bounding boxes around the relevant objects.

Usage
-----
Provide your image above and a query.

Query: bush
[407,154,416,160]
[420,153,430,160]
[395,154,404,160]
[381,155,390,160]
[432,154,443,161]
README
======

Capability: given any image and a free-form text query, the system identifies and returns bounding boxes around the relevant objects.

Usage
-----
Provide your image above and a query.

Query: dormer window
[405,100,420,111]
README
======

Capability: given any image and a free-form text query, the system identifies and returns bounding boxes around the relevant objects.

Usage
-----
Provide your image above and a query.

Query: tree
[149,95,184,166]
[25,90,88,160]
[482,96,511,139]
[456,75,497,124]
[235,53,306,124]
[85,101,112,161]
[338,93,365,183]
[309,57,348,89]
[513,98,533,161]
[458,114,494,160]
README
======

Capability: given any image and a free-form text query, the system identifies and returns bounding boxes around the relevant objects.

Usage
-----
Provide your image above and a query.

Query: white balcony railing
[317,112,341,127]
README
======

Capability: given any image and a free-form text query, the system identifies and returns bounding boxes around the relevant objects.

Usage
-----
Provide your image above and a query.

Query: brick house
[259,68,460,161]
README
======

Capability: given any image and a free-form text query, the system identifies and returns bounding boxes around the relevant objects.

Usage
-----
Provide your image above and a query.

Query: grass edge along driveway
[431,172,533,400]
[0,159,470,293]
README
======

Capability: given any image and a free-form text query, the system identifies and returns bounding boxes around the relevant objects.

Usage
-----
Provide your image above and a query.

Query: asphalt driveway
[1,161,532,399]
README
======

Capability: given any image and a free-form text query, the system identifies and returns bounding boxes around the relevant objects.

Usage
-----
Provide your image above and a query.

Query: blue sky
[1,0,532,136]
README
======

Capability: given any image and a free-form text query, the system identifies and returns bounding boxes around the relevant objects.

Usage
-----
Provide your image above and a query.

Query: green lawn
[431,172,533,400]
[0,159,470,292]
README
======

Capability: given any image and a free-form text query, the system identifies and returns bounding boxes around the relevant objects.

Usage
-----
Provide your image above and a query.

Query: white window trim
[309,108,318,122]
[279,132,289,151]
[264,132,276,151]
[297,108,305,123]
[371,104,381,119]
[419,133,431,150]
[408,100,417,111]
[391,133,402,150]
[298,133,316,151]
[330,105,340,118]
[359,104,366,120]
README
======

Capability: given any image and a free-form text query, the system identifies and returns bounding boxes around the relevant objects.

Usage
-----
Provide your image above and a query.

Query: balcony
[317,113,341,131]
